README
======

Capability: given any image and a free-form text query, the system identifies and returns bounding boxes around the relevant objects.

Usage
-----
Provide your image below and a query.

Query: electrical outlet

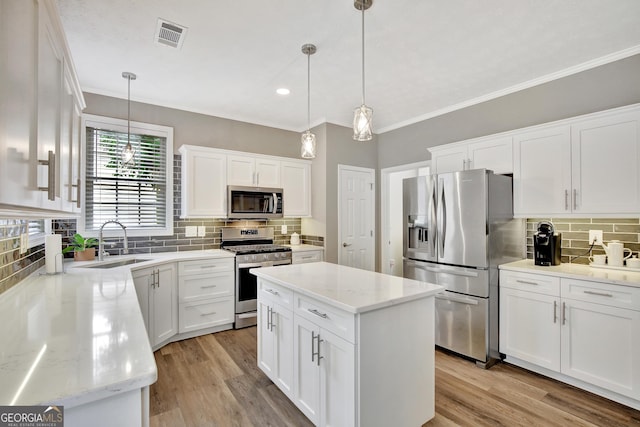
[19,233,29,254]
[185,226,197,237]
[197,226,206,237]
[281,225,287,234]
[589,230,603,245]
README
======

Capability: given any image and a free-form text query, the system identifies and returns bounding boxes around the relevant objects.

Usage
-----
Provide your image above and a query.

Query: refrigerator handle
[428,182,437,255]
[438,178,446,256]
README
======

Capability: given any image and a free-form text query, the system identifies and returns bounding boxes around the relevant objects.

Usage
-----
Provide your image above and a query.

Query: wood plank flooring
[150,327,640,426]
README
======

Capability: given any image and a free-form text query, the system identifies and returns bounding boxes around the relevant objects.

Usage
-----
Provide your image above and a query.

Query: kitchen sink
[83,258,151,269]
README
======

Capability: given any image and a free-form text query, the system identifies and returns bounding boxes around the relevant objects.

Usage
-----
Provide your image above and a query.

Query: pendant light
[121,71,137,165]
[301,44,317,159]
[353,0,373,142]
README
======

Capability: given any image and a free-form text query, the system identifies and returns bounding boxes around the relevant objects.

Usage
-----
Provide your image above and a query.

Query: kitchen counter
[500,259,640,288]
[251,261,443,313]
[0,249,233,410]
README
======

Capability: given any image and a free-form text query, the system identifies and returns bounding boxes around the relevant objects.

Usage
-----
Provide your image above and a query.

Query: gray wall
[377,54,640,168]
[83,93,301,158]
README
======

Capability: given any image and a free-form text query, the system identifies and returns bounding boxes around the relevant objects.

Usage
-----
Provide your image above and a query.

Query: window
[78,114,173,237]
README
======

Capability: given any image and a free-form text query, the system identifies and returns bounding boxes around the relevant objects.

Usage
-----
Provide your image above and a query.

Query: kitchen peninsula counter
[0,249,233,426]
[252,262,443,427]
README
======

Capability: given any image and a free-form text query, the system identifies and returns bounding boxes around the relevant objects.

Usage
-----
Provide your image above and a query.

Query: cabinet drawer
[292,251,323,264]
[179,297,234,333]
[179,271,234,303]
[561,278,640,311]
[178,258,233,276]
[295,294,355,344]
[500,270,560,296]
[259,279,293,309]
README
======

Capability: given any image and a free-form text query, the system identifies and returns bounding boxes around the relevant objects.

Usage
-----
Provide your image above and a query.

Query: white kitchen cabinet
[513,125,572,216]
[227,154,280,187]
[429,136,513,174]
[179,145,227,218]
[133,263,178,349]
[500,269,640,404]
[60,66,83,213]
[281,160,311,217]
[570,111,640,214]
[0,0,84,215]
[177,258,234,334]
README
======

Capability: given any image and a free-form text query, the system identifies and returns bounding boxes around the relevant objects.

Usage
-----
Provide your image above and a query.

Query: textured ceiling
[57,0,640,134]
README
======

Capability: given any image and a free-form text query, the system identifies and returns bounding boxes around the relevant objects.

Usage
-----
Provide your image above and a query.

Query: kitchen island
[251,262,443,427]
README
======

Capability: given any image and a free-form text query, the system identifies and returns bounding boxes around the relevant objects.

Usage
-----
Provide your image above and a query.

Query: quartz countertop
[500,259,640,288]
[285,244,324,252]
[251,261,443,313]
[0,249,233,408]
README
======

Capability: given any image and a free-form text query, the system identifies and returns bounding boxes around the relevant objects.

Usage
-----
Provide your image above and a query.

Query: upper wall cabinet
[227,155,280,187]
[513,107,640,217]
[0,0,85,216]
[429,136,513,175]
[180,145,312,218]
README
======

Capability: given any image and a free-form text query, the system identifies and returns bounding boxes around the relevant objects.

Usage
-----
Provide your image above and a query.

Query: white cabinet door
[59,71,75,213]
[431,145,467,174]
[513,125,571,216]
[0,0,40,209]
[500,287,561,371]
[132,268,151,336]
[467,136,513,174]
[227,155,256,186]
[150,263,178,347]
[571,111,640,214]
[319,328,355,427]
[180,146,226,217]
[281,161,311,217]
[70,100,82,213]
[255,158,281,187]
[258,300,277,379]
[293,315,320,425]
[37,1,63,211]
[272,303,294,396]
[561,298,640,399]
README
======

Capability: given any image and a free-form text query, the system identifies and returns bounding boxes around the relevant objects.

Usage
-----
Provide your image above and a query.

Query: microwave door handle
[272,193,278,214]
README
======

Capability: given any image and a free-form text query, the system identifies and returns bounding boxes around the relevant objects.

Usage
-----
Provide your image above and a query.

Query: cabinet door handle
[266,306,272,331]
[200,311,217,317]
[553,300,557,324]
[573,189,578,210]
[155,270,160,288]
[38,150,56,201]
[562,302,567,325]
[308,308,328,319]
[516,280,539,286]
[564,190,569,211]
[317,334,323,366]
[311,330,317,362]
[264,288,279,296]
[77,178,81,208]
[583,290,613,297]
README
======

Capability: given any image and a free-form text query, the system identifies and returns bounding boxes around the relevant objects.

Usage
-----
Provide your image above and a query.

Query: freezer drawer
[435,291,488,362]
[403,258,489,297]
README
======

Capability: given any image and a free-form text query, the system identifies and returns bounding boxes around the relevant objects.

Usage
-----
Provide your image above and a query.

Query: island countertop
[0,249,233,409]
[251,261,443,313]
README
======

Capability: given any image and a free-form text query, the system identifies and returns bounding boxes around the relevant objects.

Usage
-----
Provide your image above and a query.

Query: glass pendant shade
[353,104,373,142]
[122,142,135,164]
[301,130,316,159]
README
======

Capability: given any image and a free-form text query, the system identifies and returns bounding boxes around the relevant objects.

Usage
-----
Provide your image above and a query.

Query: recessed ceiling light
[276,88,290,96]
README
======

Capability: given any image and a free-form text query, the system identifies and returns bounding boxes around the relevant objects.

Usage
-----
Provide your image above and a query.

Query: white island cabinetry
[253,262,443,427]
[499,261,640,410]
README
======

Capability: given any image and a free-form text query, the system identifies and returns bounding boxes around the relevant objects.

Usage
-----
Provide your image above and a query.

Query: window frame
[78,114,174,238]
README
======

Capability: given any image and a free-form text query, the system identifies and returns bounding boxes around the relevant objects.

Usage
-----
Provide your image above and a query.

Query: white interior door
[380,162,430,276]
[338,165,375,271]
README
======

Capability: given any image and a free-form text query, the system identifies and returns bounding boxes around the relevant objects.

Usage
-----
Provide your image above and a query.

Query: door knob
[342,242,352,247]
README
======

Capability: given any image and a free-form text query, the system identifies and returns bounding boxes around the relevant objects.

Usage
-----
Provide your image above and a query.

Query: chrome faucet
[99,220,128,261]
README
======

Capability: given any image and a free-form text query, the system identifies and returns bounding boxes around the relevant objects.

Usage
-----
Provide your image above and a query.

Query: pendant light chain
[307,48,311,131]
[127,74,131,146]
[361,5,365,106]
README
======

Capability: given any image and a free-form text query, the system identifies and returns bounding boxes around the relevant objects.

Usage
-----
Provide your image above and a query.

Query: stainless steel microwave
[227,185,283,219]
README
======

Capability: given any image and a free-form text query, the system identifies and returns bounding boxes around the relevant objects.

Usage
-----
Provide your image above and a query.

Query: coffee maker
[534,221,562,266]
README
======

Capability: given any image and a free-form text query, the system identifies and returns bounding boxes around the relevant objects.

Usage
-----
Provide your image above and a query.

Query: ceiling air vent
[154,19,187,49]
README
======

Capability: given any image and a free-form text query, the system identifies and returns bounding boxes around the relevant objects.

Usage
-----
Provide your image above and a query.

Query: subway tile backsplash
[526,218,640,264]
[0,220,45,295]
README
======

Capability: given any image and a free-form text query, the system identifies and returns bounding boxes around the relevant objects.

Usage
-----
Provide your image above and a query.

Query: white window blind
[80,115,173,237]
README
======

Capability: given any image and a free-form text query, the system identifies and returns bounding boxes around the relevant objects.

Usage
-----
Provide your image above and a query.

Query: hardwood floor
[150,327,640,426]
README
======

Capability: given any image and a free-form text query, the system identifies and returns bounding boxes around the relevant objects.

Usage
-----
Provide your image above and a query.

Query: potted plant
[62,233,99,261]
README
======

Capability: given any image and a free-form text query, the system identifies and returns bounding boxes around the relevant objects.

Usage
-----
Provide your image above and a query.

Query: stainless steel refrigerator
[402,169,524,367]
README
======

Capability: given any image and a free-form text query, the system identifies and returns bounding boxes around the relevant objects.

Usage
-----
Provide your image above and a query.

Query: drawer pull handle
[199,265,215,269]
[308,308,328,319]
[516,280,539,286]
[301,256,313,259]
[583,290,613,297]
[562,302,567,325]
[200,311,217,316]
[265,288,279,296]
[200,285,217,289]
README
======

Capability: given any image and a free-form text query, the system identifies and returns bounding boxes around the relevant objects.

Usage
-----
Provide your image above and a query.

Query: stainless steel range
[221,227,292,328]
